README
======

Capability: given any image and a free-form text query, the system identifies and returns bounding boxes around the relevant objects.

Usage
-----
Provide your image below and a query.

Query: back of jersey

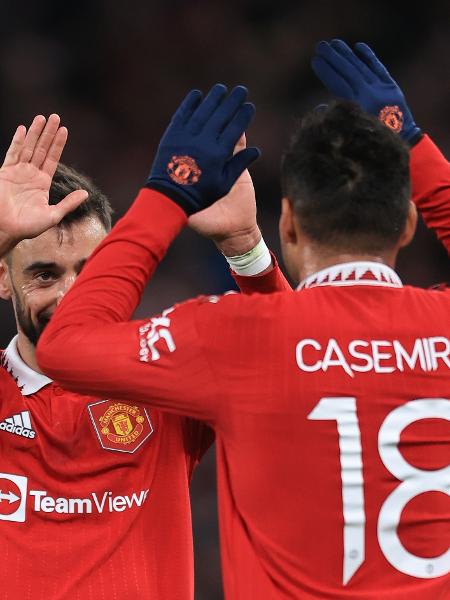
[210,274,450,599]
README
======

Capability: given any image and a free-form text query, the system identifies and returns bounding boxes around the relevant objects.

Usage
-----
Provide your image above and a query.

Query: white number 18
[308,397,450,584]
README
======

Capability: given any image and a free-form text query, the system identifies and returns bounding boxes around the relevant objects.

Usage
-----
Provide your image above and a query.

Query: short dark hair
[281,101,411,253]
[50,163,113,231]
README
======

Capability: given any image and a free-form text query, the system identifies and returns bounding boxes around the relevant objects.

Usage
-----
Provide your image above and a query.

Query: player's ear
[398,201,418,248]
[0,259,13,300]
[279,197,298,246]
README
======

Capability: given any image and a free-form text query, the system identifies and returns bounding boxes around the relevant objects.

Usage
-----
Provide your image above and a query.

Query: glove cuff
[407,128,423,148]
[145,181,199,216]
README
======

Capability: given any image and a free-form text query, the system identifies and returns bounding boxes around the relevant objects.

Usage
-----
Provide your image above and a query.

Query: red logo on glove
[378,106,404,133]
[167,155,201,185]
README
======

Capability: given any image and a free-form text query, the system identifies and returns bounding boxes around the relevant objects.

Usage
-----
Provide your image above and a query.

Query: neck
[296,247,396,284]
[16,331,41,373]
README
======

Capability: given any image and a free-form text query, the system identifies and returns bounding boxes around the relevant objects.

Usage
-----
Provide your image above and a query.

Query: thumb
[49,189,89,225]
[234,133,247,155]
[225,147,260,189]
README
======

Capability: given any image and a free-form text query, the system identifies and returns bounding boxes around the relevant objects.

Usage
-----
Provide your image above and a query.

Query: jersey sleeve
[410,134,450,254]
[37,188,241,423]
[40,291,236,422]
[232,252,293,293]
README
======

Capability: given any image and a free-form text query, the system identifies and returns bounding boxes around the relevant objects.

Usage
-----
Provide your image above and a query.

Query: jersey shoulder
[402,283,450,306]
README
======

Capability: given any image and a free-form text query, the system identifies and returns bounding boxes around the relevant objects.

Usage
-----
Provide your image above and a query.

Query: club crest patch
[378,105,403,133]
[167,155,201,185]
[88,400,153,454]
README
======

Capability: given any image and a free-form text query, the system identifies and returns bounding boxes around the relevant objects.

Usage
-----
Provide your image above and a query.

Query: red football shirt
[38,137,450,599]
[0,273,288,597]
[410,135,450,254]
[0,336,211,600]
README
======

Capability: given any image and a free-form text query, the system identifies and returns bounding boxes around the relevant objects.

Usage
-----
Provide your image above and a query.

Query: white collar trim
[298,261,402,290]
[2,336,52,395]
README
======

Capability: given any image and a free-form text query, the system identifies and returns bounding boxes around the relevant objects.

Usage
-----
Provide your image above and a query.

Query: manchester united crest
[378,105,404,133]
[167,155,201,185]
[88,400,153,453]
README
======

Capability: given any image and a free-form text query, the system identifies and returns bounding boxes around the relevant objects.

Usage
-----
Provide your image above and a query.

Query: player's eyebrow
[23,261,60,273]
[23,259,87,273]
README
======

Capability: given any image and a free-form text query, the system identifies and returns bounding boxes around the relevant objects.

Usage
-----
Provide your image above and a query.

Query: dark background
[0,1,448,597]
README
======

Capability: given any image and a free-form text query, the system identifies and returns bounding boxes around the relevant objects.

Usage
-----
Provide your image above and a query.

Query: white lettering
[55,497,69,514]
[371,341,394,374]
[323,339,353,378]
[124,489,149,509]
[429,337,450,370]
[422,337,433,371]
[30,490,47,511]
[349,340,373,373]
[295,337,450,378]
[41,496,55,512]
[393,339,426,372]
[91,491,109,513]
[295,339,322,372]
[69,498,92,514]
[112,496,127,512]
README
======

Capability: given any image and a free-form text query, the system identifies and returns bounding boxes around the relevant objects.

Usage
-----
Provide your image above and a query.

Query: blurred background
[0,0,448,597]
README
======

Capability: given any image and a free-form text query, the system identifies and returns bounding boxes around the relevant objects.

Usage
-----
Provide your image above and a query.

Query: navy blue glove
[146,84,260,215]
[312,40,422,145]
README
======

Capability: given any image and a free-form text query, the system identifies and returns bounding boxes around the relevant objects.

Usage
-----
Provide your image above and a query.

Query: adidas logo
[0,411,36,439]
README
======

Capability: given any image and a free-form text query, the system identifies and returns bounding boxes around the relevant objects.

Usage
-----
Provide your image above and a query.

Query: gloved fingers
[188,84,228,133]
[330,39,375,83]
[311,55,355,99]
[219,102,255,151]
[224,147,261,189]
[208,85,249,136]
[354,43,394,84]
[314,41,361,94]
[171,89,203,125]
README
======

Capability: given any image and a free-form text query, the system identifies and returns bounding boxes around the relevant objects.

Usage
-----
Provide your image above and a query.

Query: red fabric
[410,134,450,254]
[0,189,287,599]
[38,188,450,600]
[232,252,292,293]
[0,366,198,600]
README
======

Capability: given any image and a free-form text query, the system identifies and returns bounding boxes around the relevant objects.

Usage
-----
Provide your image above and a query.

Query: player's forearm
[37,188,187,375]
[410,135,450,254]
[214,224,262,257]
[217,229,292,289]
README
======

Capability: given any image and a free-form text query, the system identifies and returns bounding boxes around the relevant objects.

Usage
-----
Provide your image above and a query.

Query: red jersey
[0,274,288,596]
[410,135,450,254]
[38,137,450,599]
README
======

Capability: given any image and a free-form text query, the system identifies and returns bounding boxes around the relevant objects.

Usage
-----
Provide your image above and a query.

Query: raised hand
[146,84,260,215]
[188,134,261,256]
[312,40,421,144]
[0,114,88,254]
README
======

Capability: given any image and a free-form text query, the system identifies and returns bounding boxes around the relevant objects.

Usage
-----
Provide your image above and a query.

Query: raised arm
[189,134,292,292]
[409,135,450,254]
[0,114,87,257]
[37,85,260,418]
[312,40,450,254]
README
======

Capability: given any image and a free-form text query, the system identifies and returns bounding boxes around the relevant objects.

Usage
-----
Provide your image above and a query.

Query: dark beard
[13,289,51,347]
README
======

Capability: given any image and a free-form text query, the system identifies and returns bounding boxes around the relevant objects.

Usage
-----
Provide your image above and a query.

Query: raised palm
[0,114,87,245]
[188,135,259,255]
